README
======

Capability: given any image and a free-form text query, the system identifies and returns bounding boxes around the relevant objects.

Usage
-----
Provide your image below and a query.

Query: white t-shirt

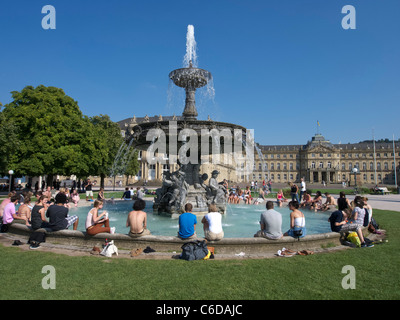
[301,181,306,192]
[204,211,223,234]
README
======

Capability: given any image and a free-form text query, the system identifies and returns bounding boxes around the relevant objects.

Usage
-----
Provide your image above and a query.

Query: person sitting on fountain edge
[126,199,151,237]
[121,187,131,200]
[178,203,197,240]
[254,201,283,240]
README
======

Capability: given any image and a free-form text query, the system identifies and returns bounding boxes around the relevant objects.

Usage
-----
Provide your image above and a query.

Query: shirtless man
[322,192,337,211]
[126,199,151,237]
[17,196,32,226]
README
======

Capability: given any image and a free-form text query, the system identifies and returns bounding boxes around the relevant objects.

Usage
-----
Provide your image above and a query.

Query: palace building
[117,116,400,186]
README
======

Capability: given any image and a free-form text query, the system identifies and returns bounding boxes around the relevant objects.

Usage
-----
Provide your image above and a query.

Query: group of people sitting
[121,187,144,201]
[126,201,225,242]
[0,185,378,249]
[254,200,306,240]
[0,190,81,233]
[328,193,377,247]
[0,189,115,237]
[254,192,377,248]
[228,186,253,204]
[276,189,337,212]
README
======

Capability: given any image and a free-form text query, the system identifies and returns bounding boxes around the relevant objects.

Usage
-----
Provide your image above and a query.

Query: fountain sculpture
[125,25,252,216]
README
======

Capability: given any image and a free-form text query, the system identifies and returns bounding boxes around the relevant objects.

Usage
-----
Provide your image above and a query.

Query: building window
[311,162,315,169]
[319,162,323,168]
[327,162,332,169]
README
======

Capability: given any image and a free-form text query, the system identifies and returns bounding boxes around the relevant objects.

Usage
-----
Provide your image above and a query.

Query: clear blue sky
[1,0,399,145]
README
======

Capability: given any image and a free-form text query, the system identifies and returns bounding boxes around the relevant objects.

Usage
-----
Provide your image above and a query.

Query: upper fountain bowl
[169,67,212,89]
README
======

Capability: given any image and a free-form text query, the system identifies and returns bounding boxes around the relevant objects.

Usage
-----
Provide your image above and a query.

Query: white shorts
[86,190,93,197]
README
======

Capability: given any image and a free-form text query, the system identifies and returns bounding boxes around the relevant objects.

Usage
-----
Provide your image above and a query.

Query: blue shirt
[178,212,197,238]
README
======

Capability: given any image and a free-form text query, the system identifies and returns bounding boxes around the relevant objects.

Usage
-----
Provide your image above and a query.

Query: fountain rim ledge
[6,222,346,255]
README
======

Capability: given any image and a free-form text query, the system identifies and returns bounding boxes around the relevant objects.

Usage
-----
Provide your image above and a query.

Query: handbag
[293,227,303,237]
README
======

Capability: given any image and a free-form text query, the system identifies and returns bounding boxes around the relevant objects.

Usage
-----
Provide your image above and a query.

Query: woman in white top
[85,200,115,236]
[284,201,306,238]
[201,204,224,241]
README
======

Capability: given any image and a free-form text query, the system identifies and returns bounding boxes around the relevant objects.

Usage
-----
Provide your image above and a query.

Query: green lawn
[1,209,399,300]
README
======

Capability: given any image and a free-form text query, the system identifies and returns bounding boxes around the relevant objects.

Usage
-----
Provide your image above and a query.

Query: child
[71,189,80,207]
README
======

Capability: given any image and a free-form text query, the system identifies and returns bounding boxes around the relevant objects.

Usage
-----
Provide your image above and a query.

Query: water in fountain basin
[68,201,332,238]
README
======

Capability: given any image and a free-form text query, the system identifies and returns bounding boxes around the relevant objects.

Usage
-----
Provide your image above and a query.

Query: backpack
[368,217,380,233]
[347,232,361,248]
[180,240,209,261]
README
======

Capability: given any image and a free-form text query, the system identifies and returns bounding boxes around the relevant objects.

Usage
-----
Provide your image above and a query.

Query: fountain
[125,25,253,217]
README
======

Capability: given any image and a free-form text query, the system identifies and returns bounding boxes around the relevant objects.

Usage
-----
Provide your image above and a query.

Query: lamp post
[352,167,359,194]
[8,170,14,192]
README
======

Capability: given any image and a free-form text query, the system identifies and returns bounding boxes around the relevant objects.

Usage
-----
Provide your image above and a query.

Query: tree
[89,114,126,188]
[1,85,97,184]
[0,103,19,175]
[125,149,140,185]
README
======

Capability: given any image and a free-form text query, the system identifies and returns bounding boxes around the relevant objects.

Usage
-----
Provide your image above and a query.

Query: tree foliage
[0,85,132,181]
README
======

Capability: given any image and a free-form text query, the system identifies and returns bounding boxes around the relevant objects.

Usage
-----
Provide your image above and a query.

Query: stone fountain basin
[7,222,345,255]
[169,68,212,88]
[129,119,249,154]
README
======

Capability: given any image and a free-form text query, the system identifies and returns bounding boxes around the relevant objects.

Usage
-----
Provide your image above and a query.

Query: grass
[1,209,399,300]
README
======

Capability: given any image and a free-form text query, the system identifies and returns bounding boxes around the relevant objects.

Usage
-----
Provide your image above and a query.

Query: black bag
[0,223,9,233]
[293,227,303,237]
[363,209,370,227]
[180,240,208,261]
[370,217,379,230]
[28,231,46,246]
